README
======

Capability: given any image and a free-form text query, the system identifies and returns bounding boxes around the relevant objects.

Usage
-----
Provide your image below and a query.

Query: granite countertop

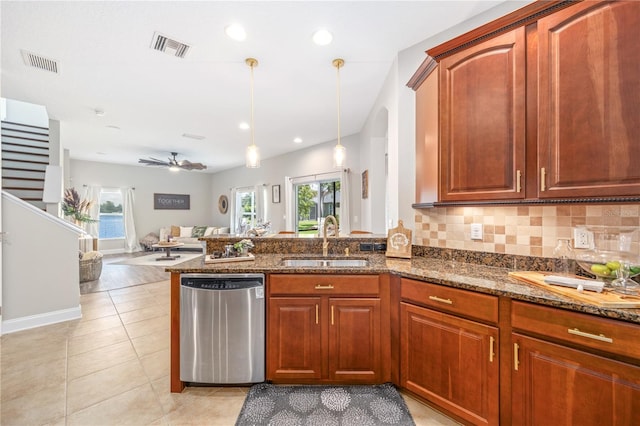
[167,253,640,325]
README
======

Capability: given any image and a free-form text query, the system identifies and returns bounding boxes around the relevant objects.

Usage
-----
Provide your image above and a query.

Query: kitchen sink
[281,258,369,268]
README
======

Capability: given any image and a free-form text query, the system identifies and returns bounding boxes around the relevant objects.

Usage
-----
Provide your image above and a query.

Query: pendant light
[333,58,346,168]
[245,57,260,168]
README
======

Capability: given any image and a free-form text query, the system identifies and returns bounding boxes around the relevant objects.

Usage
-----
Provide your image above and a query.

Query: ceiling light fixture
[225,24,247,41]
[332,58,346,168]
[239,122,250,130]
[245,58,260,168]
[313,29,333,46]
[293,137,303,144]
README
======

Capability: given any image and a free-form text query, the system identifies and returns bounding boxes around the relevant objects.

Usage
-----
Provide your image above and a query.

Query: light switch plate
[471,223,483,240]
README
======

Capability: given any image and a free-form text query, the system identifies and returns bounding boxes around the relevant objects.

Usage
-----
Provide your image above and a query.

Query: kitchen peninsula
[167,235,640,426]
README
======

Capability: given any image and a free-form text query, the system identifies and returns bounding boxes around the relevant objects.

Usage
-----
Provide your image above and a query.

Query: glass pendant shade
[333,143,346,168]
[246,144,260,168]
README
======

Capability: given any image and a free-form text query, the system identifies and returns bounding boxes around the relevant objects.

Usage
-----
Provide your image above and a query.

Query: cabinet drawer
[400,278,498,324]
[269,274,379,296]
[512,301,640,361]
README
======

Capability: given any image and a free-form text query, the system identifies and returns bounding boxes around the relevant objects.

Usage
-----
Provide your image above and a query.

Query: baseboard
[1,305,82,335]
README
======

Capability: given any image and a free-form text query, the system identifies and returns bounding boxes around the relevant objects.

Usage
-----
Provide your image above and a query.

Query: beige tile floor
[1,280,459,425]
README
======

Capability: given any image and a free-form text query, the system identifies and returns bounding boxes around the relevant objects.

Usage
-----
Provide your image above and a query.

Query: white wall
[69,160,214,250]
[356,1,533,233]
[2,192,82,333]
[210,135,361,233]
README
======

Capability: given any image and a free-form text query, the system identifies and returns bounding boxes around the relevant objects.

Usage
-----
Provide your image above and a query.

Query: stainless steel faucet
[322,215,338,256]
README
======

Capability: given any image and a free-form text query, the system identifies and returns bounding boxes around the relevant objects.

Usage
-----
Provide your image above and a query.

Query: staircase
[1,120,50,210]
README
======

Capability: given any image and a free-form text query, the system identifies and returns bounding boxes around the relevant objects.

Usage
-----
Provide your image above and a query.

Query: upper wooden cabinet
[413,0,640,204]
[439,28,526,202]
[537,0,640,198]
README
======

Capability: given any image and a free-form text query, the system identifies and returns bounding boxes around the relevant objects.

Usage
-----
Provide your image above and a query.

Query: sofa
[140,225,230,251]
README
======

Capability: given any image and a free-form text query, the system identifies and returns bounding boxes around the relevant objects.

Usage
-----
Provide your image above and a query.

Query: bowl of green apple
[575,249,640,281]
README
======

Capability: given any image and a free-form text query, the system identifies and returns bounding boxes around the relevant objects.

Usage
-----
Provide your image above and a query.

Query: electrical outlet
[573,227,591,249]
[470,223,483,240]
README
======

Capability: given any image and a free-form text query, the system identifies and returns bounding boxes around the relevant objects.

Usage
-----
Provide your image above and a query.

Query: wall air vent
[21,50,59,73]
[151,32,191,58]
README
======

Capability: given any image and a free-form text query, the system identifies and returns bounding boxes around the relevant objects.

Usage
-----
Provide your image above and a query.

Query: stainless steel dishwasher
[180,273,265,384]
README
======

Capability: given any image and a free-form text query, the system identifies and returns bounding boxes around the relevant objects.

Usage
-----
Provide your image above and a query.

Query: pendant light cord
[334,59,343,147]
[249,59,256,147]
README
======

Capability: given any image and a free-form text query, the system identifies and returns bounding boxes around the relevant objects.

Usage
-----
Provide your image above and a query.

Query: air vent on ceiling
[21,50,59,73]
[151,32,191,58]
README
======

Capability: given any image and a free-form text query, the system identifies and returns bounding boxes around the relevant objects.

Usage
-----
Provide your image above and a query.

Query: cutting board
[509,271,640,308]
[204,253,255,264]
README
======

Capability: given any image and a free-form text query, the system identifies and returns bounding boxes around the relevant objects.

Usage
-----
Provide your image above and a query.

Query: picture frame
[153,193,190,210]
[272,185,281,203]
[362,170,369,199]
[218,195,229,214]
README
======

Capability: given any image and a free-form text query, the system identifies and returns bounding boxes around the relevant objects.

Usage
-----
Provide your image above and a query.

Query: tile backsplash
[414,204,640,258]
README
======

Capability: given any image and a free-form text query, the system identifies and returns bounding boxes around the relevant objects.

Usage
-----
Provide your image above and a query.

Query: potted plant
[233,239,254,255]
[62,187,96,225]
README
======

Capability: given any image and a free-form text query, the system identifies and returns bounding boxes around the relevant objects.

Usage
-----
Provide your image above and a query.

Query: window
[294,178,340,235]
[234,188,257,233]
[99,189,124,239]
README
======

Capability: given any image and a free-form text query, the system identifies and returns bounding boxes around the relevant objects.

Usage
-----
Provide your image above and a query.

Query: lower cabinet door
[267,297,322,380]
[329,298,381,383]
[401,302,499,425]
[511,333,640,426]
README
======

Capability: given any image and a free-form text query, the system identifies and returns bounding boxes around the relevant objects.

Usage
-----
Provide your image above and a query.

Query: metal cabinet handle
[428,295,453,305]
[568,328,612,343]
[489,336,495,363]
[540,167,546,192]
[315,304,319,325]
[314,285,334,290]
[516,170,522,193]
[331,305,335,325]
[514,343,520,371]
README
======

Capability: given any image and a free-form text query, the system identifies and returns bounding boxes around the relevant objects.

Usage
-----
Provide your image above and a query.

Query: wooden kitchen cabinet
[268,297,322,380]
[415,0,640,204]
[511,301,640,425]
[536,0,640,198]
[400,278,500,425]
[511,334,640,426]
[438,28,526,201]
[267,274,385,384]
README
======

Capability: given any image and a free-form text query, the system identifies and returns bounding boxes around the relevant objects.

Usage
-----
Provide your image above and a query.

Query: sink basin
[282,258,369,268]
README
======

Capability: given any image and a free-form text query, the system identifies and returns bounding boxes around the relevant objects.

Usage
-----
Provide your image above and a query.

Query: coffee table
[152,242,185,261]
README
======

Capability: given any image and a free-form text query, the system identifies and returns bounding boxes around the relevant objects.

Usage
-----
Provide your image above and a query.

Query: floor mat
[235,383,416,426]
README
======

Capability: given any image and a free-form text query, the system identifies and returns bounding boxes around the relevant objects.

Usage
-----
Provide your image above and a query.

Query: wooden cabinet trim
[426,0,572,61]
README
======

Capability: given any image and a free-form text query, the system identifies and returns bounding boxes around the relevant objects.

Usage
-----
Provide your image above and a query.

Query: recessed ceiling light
[225,24,246,41]
[239,122,250,130]
[94,108,105,117]
[312,29,333,46]
[293,137,303,144]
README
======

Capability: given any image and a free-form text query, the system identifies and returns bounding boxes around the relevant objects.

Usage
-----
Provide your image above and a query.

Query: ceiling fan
[138,152,207,171]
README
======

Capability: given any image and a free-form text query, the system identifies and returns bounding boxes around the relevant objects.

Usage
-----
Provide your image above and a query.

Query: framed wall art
[272,185,281,203]
[153,193,190,210]
[362,170,369,199]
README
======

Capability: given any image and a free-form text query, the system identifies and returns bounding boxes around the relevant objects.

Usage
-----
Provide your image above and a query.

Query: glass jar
[552,238,574,275]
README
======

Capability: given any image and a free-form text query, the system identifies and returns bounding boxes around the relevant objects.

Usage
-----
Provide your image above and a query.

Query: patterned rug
[235,383,415,426]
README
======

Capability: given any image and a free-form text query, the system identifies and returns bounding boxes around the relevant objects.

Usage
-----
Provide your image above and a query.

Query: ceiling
[2,1,520,173]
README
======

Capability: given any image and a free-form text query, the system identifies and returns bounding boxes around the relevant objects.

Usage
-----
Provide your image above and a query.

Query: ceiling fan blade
[178,160,207,170]
[138,158,169,166]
